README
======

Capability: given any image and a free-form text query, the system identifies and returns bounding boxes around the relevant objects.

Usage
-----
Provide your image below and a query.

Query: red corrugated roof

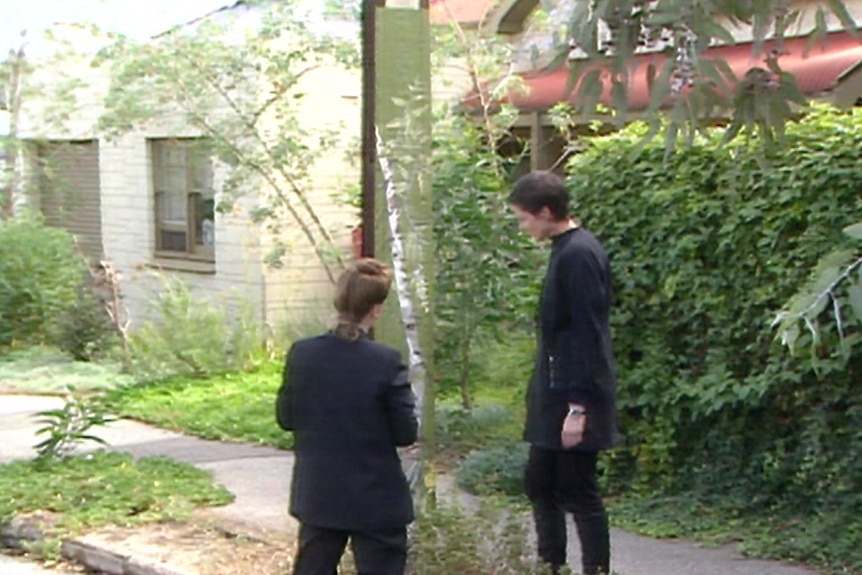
[465,31,862,111]
[429,0,495,26]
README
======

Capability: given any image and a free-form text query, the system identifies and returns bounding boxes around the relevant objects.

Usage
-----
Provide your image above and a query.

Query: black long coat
[525,227,622,451]
[276,332,418,532]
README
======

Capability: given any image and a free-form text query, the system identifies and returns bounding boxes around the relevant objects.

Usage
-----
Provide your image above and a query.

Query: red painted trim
[463,31,862,111]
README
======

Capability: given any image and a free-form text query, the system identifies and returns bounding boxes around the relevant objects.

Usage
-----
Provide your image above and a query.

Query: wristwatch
[567,406,586,417]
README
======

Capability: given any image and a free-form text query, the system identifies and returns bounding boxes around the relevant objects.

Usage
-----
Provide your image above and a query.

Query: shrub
[0,217,85,348]
[564,106,862,568]
[55,275,118,361]
[437,404,521,459]
[455,440,528,497]
[432,114,542,407]
[407,500,557,575]
[128,274,268,380]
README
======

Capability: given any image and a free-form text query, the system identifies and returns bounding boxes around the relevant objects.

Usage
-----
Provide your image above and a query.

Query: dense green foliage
[565,106,862,572]
[557,0,857,153]
[55,279,118,361]
[432,115,542,407]
[408,499,556,575]
[106,361,293,450]
[0,218,86,348]
[0,450,232,551]
[127,276,267,379]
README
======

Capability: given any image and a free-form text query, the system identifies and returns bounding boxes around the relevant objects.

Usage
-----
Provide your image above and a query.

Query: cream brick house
[11,0,487,335]
[3,0,476,330]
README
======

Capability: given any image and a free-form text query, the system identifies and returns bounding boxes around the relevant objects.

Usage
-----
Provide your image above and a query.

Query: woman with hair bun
[276,258,418,575]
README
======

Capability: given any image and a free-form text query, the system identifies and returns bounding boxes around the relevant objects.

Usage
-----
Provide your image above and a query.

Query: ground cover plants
[106,361,292,450]
[0,451,233,557]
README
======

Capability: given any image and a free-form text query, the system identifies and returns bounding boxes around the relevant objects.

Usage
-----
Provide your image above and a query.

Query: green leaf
[804,8,829,56]
[576,68,604,120]
[699,20,737,46]
[611,80,628,126]
[646,63,657,94]
[843,222,862,240]
[647,58,675,113]
[827,0,861,39]
[848,284,862,323]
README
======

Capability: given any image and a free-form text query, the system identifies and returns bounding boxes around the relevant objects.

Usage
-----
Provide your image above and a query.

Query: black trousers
[292,523,408,575]
[524,445,610,575]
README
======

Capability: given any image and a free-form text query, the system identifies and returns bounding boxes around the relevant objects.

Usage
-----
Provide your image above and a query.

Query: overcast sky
[3,0,231,51]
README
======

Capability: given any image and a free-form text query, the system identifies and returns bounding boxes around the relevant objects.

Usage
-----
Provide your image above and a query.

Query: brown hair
[332,258,392,340]
[508,170,570,221]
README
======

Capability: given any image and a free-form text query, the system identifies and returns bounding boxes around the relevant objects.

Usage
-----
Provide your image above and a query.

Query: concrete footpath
[0,553,80,575]
[0,395,819,575]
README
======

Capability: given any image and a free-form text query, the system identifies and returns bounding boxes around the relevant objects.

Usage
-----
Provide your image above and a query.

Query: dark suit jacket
[525,227,622,451]
[276,332,418,532]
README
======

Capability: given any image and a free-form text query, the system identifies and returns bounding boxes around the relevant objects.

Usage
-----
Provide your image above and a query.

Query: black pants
[524,445,610,575]
[292,523,407,575]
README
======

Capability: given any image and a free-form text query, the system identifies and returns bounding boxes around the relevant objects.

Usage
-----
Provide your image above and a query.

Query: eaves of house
[468,30,862,113]
[460,0,862,113]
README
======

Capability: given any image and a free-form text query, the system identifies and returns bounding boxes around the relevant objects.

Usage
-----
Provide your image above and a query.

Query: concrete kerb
[62,539,195,575]
[1,517,197,575]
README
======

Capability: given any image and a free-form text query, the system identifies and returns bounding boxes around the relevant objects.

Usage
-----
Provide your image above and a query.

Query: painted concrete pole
[364,0,435,503]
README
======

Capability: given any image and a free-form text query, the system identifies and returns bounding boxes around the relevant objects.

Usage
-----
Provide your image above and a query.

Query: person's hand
[561,412,586,449]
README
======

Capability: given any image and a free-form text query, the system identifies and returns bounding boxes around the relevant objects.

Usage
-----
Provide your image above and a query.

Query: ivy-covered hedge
[567,106,862,570]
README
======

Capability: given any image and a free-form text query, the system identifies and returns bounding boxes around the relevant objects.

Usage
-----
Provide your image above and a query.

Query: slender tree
[96,0,358,279]
[0,33,28,219]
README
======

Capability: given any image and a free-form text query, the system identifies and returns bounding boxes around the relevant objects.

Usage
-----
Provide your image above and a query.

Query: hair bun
[353,258,387,277]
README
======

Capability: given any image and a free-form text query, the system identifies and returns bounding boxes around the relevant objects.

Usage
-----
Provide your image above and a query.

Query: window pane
[151,138,214,258]
[190,150,213,192]
[159,185,187,224]
[160,230,187,252]
[195,196,215,247]
[153,142,188,224]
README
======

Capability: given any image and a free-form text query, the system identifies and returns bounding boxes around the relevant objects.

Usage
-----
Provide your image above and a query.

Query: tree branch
[165,65,340,284]
[170,46,345,271]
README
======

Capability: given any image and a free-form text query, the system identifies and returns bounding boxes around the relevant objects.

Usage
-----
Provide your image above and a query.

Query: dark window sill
[147,257,216,275]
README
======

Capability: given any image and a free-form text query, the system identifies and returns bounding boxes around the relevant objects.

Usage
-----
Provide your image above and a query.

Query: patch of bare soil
[75,512,296,575]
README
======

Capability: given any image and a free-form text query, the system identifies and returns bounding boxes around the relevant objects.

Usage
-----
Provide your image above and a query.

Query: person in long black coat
[276,258,418,575]
[509,171,622,575]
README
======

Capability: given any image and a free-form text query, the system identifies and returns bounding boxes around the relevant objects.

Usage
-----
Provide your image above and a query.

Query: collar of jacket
[551,225,580,247]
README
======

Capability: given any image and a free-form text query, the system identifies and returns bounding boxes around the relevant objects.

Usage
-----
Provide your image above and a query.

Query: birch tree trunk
[376,131,429,494]
[372,1,435,506]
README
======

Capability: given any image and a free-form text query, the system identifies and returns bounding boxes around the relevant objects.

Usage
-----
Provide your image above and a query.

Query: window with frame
[150,138,215,262]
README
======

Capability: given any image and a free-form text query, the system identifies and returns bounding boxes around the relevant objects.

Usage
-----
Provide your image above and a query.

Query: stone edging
[1,516,197,575]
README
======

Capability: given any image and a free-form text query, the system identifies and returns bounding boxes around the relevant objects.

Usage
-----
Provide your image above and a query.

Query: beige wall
[17,17,482,334]
[262,54,474,333]
[257,64,359,333]
[97,131,265,328]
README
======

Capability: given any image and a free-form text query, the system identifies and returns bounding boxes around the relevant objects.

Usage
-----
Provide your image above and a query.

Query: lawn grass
[0,450,233,556]
[0,346,135,394]
[106,361,292,450]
